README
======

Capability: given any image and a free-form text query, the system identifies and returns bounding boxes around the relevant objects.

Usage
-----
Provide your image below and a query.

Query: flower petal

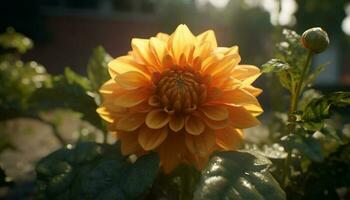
[108,55,150,78]
[168,24,196,64]
[113,88,150,108]
[242,85,263,97]
[145,109,171,129]
[227,105,261,128]
[185,128,215,157]
[169,115,185,132]
[149,37,167,67]
[131,38,158,67]
[138,126,168,150]
[219,89,263,116]
[185,114,205,135]
[118,131,142,155]
[96,107,114,123]
[215,127,243,150]
[157,133,186,173]
[115,71,150,90]
[156,32,169,41]
[232,65,261,85]
[116,112,146,131]
[196,30,217,48]
[200,105,229,121]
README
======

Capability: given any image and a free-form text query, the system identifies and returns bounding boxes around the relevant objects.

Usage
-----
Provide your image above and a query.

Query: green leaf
[36,142,160,200]
[302,92,350,131]
[0,27,33,54]
[193,151,286,200]
[261,59,290,73]
[280,134,323,162]
[29,67,102,129]
[262,29,309,93]
[86,46,112,93]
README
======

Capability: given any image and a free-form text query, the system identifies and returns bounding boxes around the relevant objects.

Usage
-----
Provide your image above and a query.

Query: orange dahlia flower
[97,24,263,173]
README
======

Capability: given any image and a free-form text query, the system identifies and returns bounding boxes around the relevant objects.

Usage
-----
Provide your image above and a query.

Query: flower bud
[301,27,329,53]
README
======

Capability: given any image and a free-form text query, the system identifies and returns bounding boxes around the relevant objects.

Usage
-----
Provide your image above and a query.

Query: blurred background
[1,0,350,85]
[0,0,350,199]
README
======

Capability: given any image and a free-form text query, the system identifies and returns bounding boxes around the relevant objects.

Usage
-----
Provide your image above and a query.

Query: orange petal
[99,79,120,96]
[200,105,229,121]
[219,89,263,116]
[169,115,185,132]
[113,88,149,108]
[138,126,168,150]
[115,71,150,90]
[149,37,167,68]
[193,42,212,61]
[118,131,142,155]
[215,127,243,150]
[108,55,149,78]
[96,107,114,123]
[232,65,261,85]
[242,85,263,97]
[116,112,146,131]
[185,128,215,157]
[201,115,229,130]
[156,32,169,41]
[185,114,205,135]
[131,38,158,67]
[157,133,186,173]
[196,30,217,48]
[227,105,261,129]
[168,24,196,64]
[145,109,170,129]
[203,53,241,77]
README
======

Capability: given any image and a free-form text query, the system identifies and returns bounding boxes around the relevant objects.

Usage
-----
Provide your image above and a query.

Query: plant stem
[283,50,313,188]
[290,51,313,114]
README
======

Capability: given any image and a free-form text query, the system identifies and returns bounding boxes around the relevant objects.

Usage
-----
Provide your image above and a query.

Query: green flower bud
[301,27,329,53]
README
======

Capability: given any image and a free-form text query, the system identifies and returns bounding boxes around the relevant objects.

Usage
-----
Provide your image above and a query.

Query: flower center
[154,67,207,114]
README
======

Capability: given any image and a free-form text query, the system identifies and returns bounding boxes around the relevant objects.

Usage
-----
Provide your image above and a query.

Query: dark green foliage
[302,92,350,131]
[146,165,201,200]
[29,68,102,129]
[193,151,286,200]
[261,59,290,73]
[280,134,323,162]
[86,46,112,93]
[36,142,160,200]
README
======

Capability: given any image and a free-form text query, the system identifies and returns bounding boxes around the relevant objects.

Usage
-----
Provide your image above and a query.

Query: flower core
[152,67,207,114]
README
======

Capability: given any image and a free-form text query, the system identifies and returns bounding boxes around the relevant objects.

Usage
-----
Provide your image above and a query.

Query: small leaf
[29,67,102,129]
[280,134,323,162]
[302,92,350,131]
[261,59,290,73]
[193,151,286,200]
[122,153,160,199]
[86,46,112,93]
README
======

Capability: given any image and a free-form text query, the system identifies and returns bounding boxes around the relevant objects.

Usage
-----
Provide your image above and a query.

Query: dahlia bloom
[97,24,263,173]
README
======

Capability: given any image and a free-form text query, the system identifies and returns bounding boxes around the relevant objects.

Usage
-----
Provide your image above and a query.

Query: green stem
[283,50,313,188]
[290,51,313,114]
